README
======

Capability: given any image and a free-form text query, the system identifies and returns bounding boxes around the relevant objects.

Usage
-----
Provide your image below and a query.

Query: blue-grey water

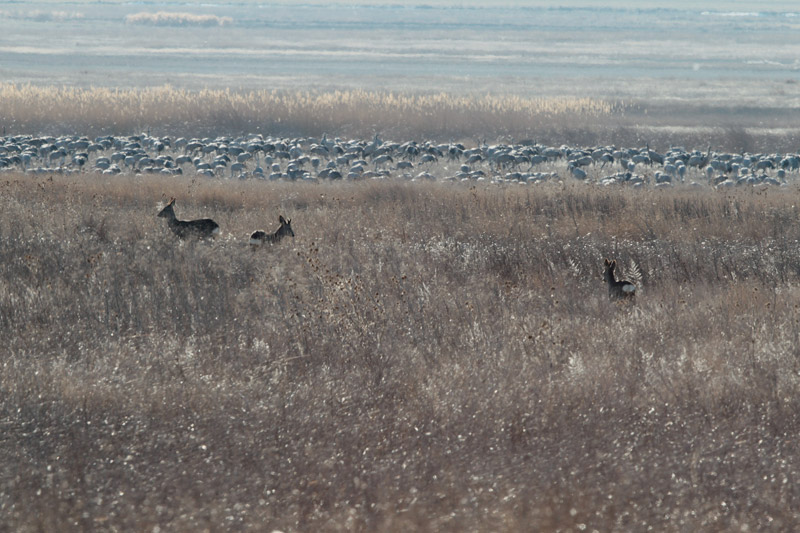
[0,1,798,104]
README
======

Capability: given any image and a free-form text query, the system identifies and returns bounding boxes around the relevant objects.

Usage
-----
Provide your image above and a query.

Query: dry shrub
[2,174,800,531]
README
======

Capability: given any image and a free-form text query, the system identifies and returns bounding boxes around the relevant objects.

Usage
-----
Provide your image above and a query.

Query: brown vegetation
[0,83,621,144]
[2,173,800,531]
[3,83,798,151]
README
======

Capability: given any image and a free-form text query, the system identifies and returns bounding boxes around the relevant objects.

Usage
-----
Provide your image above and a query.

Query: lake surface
[0,1,798,105]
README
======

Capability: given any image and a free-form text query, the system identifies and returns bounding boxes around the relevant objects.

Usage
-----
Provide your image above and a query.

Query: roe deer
[157,197,220,239]
[604,258,636,301]
[250,215,294,248]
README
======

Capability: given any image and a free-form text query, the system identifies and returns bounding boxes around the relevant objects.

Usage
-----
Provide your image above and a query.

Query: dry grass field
[3,171,800,531]
[0,84,617,144]
[4,83,799,152]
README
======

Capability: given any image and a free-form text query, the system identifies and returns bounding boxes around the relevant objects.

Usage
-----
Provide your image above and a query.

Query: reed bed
[4,83,799,151]
[2,173,800,531]
[0,83,621,141]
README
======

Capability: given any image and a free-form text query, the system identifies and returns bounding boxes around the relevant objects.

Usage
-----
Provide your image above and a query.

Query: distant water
[0,1,798,101]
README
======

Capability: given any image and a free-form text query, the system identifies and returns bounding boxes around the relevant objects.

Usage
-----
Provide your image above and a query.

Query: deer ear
[604,259,611,266]
[279,215,286,224]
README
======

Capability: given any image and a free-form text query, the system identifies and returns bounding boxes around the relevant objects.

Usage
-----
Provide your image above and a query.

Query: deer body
[158,198,219,239]
[250,215,294,248]
[604,258,636,301]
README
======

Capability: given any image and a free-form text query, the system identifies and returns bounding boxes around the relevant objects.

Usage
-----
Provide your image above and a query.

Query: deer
[250,215,294,249]
[603,258,636,301]
[157,197,220,239]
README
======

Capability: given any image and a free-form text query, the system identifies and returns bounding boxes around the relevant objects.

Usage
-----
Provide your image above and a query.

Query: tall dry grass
[4,83,799,151]
[0,83,621,142]
[2,174,800,531]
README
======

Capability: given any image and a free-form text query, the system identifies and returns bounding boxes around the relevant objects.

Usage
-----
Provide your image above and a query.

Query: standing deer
[157,197,220,239]
[250,215,294,248]
[603,258,636,301]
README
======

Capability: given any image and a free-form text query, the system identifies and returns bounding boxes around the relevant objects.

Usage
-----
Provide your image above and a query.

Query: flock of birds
[1,132,799,188]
